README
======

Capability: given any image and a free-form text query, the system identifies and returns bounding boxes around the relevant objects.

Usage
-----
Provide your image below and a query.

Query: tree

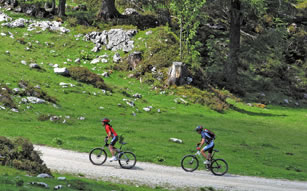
[224,0,241,86]
[97,0,121,20]
[58,0,66,17]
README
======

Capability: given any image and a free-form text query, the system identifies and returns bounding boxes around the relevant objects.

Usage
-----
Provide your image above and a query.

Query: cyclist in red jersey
[102,118,118,161]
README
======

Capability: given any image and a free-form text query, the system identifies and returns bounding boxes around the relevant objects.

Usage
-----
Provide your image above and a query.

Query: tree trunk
[58,0,66,17]
[225,0,241,86]
[98,0,121,20]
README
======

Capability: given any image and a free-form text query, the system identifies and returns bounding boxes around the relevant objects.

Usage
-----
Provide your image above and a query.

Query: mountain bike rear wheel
[210,158,228,176]
[181,155,199,172]
[118,151,136,169]
[89,148,107,165]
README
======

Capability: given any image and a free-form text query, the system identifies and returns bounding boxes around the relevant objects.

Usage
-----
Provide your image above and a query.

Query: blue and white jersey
[201,130,213,144]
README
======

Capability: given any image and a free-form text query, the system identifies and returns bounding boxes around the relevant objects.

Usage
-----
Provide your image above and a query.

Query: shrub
[0,137,51,175]
[0,84,17,108]
[18,80,57,104]
[68,67,110,90]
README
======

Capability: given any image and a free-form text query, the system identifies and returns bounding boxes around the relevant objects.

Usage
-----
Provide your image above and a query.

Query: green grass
[0,166,170,191]
[0,9,307,182]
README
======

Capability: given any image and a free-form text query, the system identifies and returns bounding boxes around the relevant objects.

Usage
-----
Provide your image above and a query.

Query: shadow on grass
[230,105,287,117]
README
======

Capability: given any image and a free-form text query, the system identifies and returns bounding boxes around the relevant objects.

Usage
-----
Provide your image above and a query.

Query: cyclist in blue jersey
[195,125,215,165]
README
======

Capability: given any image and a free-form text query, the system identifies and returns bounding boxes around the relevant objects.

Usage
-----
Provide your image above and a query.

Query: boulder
[127,52,142,70]
[27,97,46,104]
[167,62,191,86]
[0,12,11,22]
[54,68,69,76]
[122,8,139,16]
[37,173,52,178]
[113,53,121,63]
[2,18,28,28]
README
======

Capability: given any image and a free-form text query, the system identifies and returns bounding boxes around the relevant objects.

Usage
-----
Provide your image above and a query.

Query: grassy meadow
[0,9,307,182]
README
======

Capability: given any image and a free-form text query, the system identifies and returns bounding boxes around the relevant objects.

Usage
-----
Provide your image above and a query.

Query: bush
[68,67,110,90]
[0,84,16,108]
[0,137,51,175]
[18,80,57,104]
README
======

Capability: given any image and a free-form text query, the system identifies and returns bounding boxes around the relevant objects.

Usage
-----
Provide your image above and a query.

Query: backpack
[204,128,216,140]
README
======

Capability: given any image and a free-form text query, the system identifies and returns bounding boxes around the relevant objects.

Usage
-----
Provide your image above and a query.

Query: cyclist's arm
[199,138,205,148]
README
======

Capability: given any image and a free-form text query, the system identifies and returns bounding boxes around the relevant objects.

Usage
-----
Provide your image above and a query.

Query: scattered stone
[132,111,136,116]
[30,182,49,188]
[57,177,66,180]
[0,12,12,22]
[169,138,183,144]
[27,97,46,104]
[157,109,161,113]
[11,108,19,112]
[28,21,70,33]
[133,93,142,98]
[304,94,307,99]
[21,60,27,65]
[146,31,152,35]
[78,117,85,120]
[143,107,151,112]
[99,106,104,110]
[174,98,188,105]
[1,32,6,36]
[5,50,10,54]
[29,63,41,69]
[127,52,142,70]
[167,62,191,86]
[34,85,41,89]
[2,18,28,28]
[90,58,101,64]
[102,72,109,78]
[247,103,253,107]
[101,58,108,63]
[122,8,139,16]
[59,82,75,87]
[0,106,6,110]
[54,68,69,76]
[75,58,80,63]
[113,53,121,63]
[37,173,52,178]
[54,185,63,190]
[284,99,289,104]
[50,116,60,122]
[123,99,135,107]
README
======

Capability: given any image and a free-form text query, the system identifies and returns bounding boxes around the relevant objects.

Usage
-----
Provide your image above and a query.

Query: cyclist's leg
[202,141,214,160]
[109,136,118,156]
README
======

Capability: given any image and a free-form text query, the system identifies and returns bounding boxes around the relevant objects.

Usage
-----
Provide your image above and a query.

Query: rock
[132,111,136,116]
[59,82,75,87]
[54,68,69,76]
[143,107,151,112]
[169,138,183,144]
[113,53,121,63]
[99,106,104,110]
[122,8,139,15]
[27,21,70,33]
[50,116,60,122]
[124,99,135,107]
[247,103,253,107]
[145,31,152,35]
[101,58,108,63]
[0,12,12,22]
[157,109,161,113]
[27,97,46,104]
[78,116,85,120]
[57,177,66,180]
[37,173,52,178]
[304,94,307,99]
[29,63,41,69]
[34,85,41,89]
[13,88,20,94]
[174,98,188,105]
[30,182,49,188]
[133,93,142,98]
[2,18,28,28]
[91,58,100,64]
[102,72,109,78]
[0,106,6,110]
[284,99,289,104]
[54,185,63,190]
[11,108,19,112]
[21,60,27,65]
[74,58,81,63]
[167,62,190,86]
[127,52,142,70]
[5,50,10,54]
[1,32,6,36]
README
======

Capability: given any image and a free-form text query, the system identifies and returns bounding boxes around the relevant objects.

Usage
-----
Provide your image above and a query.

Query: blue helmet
[195,126,203,132]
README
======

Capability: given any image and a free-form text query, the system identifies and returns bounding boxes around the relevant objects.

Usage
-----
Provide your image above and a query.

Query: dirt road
[35,146,307,191]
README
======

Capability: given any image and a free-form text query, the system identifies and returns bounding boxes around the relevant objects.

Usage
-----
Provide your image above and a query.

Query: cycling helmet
[102,118,110,123]
[195,125,203,132]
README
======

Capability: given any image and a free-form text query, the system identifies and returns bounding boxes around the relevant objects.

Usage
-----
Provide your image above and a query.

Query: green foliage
[0,84,16,108]
[0,137,51,175]
[68,67,110,90]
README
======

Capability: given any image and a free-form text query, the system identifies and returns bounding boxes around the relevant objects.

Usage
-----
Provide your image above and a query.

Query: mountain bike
[89,136,136,169]
[181,148,228,176]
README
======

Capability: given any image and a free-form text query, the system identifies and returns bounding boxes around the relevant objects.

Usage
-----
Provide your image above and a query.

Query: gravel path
[35,146,307,191]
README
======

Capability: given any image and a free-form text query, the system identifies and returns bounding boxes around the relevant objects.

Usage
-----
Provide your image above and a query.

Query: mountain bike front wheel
[118,151,136,169]
[181,155,199,172]
[210,158,228,176]
[89,148,107,165]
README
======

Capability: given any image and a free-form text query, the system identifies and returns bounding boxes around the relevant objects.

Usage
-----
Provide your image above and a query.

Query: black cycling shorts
[110,136,118,146]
